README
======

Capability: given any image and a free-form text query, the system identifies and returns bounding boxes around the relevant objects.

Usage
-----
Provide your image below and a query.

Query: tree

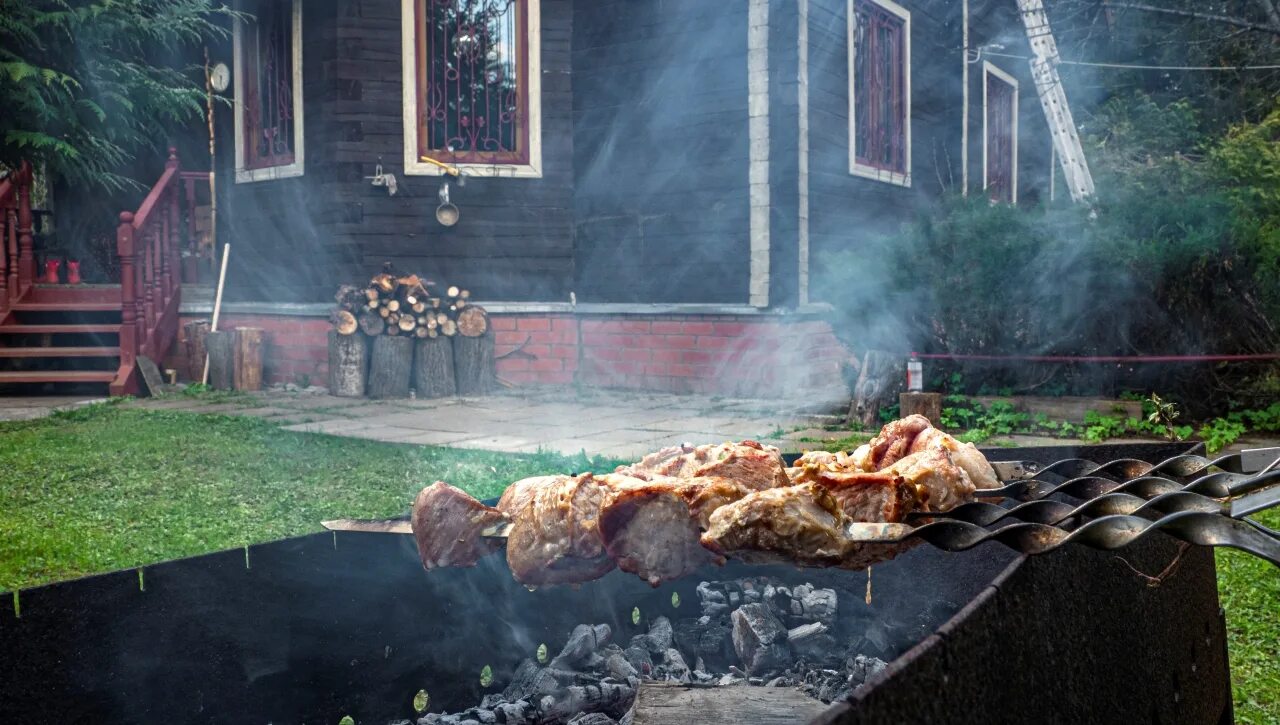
[0,0,234,191]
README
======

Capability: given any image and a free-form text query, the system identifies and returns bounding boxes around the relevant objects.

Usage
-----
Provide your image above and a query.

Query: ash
[398,575,950,725]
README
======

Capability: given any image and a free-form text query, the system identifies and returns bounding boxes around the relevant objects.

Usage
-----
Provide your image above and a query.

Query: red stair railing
[112,148,205,395]
[0,160,35,315]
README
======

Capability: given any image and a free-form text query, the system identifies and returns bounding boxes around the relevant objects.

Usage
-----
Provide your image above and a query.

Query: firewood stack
[328,265,494,399]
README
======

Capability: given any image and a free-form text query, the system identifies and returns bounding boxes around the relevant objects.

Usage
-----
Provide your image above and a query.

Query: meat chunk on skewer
[908,427,1000,491]
[505,474,615,586]
[617,440,790,490]
[596,475,756,586]
[497,475,567,516]
[882,447,975,512]
[411,481,508,570]
[807,469,917,521]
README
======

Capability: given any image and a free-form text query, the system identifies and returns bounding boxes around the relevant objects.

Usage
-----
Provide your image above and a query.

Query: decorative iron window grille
[416,0,530,165]
[241,0,296,170]
[985,69,1017,203]
[852,0,907,176]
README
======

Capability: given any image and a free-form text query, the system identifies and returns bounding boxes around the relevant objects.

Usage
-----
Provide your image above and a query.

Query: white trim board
[233,0,305,184]
[798,0,810,306]
[401,0,543,178]
[982,60,1019,204]
[846,0,911,187]
[747,0,771,308]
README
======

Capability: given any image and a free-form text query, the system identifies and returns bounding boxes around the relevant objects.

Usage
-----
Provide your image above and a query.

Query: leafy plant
[1199,418,1248,454]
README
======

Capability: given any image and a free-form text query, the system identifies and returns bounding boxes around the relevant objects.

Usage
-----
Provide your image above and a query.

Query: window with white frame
[848,0,911,186]
[233,0,304,183]
[401,0,543,178]
[983,62,1018,204]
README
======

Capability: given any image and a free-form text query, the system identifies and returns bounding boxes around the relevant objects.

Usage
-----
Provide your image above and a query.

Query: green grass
[0,404,1275,720]
[0,404,620,593]
[1216,511,1280,724]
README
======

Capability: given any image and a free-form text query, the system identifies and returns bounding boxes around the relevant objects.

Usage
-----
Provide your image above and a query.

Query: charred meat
[411,481,508,570]
[505,474,615,586]
[616,440,790,490]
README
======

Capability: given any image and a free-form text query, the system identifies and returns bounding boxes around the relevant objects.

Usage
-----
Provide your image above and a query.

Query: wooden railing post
[117,212,138,371]
[16,161,34,295]
[5,208,16,303]
[0,208,9,310]
[163,147,178,301]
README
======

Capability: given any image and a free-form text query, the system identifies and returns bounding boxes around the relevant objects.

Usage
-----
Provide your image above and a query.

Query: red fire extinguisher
[43,259,61,284]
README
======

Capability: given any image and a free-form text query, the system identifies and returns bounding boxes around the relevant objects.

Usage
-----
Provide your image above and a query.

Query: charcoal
[623,645,652,677]
[673,617,733,667]
[696,582,728,617]
[503,659,560,701]
[661,648,691,683]
[551,624,612,670]
[791,585,838,626]
[536,682,636,724]
[492,701,535,725]
[717,672,745,686]
[846,654,888,687]
[567,714,617,725]
[640,616,673,653]
[731,603,790,674]
[604,652,637,680]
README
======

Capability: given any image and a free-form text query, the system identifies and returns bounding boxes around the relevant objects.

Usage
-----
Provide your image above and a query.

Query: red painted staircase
[0,150,206,395]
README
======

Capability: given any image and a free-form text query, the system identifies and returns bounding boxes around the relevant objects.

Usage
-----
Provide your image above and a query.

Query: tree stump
[232,327,265,391]
[205,330,234,391]
[453,327,496,396]
[848,350,905,427]
[183,320,210,382]
[368,334,414,399]
[328,330,368,398]
[414,335,456,398]
[899,392,943,425]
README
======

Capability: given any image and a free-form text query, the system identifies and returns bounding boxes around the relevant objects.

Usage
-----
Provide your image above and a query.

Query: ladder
[1016,0,1095,202]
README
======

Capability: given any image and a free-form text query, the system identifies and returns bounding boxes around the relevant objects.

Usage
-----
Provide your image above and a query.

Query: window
[402,0,542,178]
[233,0,304,183]
[983,62,1018,204]
[848,0,910,186]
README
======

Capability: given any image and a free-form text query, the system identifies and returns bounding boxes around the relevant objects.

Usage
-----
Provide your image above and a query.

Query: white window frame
[233,0,305,184]
[401,0,543,178]
[847,0,911,187]
[982,61,1019,204]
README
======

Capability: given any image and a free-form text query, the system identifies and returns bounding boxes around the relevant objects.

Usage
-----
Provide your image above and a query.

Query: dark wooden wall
[220,0,575,303]
[571,0,752,304]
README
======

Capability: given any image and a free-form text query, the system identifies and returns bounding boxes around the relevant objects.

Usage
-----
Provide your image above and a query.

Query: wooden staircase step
[0,347,119,359]
[11,301,122,312]
[0,370,116,384]
[0,324,120,334]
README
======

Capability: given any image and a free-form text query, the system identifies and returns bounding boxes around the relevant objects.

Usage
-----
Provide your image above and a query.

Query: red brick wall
[172,312,850,396]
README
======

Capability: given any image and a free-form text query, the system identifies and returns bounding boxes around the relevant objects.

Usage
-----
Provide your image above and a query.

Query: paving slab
[386,430,480,447]
[280,418,385,435]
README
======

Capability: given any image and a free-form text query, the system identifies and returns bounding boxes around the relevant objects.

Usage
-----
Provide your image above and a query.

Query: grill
[0,442,1237,724]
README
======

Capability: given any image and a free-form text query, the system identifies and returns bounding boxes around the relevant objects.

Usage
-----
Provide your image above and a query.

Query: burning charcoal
[551,624,612,670]
[491,701,535,725]
[605,652,637,680]
[672,616,734,668]
[536,682,636,724]
[623,645,652,677]
[790,585,838,626]
[567,714,617,725]
[696,582,728,617]
[846,654,888,687]
[644,616,673,652]
[662,648,692,683]
[503,659,561,702]
[731,603,791,674]
[787,621,839,663]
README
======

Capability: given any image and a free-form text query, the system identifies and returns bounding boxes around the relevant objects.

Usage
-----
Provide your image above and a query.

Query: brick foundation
[170,311,850,397]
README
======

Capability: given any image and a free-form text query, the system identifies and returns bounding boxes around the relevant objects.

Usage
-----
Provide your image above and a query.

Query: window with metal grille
[849,0,910,183]
[416,0,530,166]
[241,0,296,171]
[984,63,1018,204]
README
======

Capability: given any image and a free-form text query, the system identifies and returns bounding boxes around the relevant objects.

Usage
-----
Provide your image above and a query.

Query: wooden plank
[0,324,120,334]
[0,371,116,383]
[631,683,829,725]
[0,347,117,358]
[137,355,168,397]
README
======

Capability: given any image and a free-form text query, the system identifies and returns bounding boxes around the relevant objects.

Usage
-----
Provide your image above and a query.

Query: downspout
[961,0,970,196]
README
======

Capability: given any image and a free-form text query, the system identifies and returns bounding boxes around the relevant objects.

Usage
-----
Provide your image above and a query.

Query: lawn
[0,404,1275,722]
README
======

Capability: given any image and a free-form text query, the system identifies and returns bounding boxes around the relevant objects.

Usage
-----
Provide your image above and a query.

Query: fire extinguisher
[907,352,923,392]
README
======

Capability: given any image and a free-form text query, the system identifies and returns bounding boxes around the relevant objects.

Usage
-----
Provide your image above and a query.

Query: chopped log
[849,350,906,428]
[205,330,234,391]
[457,305,489,337]
[414,327,429,338]
[232,327,265,391]
[446,285,460,298]
[412,301,426,314]
[335,284,363,310]
[379,305,391,318]
[440,318,458,337]
[454,297,468,309]
[328,330,367,397]
[386,299,400,312]
[397,315,416,333]
[359,312,386,336]
[365,288,379,302]
[373,273,396,294]
[183,320,210,381]
[453,326,496,396]
[414,335,457,398]
[459,289,471,299]
[436,312,449,325]
[430,297,441,308]
[387,312,400,326]
[899,392,943,425]
[631,682,827,725]
[332,309,358,335]
[367,334,414,398]
[386,326,400,336]
[366,299,379,310]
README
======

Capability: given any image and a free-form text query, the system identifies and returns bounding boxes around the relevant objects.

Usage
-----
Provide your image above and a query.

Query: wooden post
[413,335,456,398]
[205,330,234,390]
[183,320,211,381]
[16,160,33,295]
[453,327,496,396]
[328,330,368,397]
[0,208,10,309]
[368,335,414,399]
[899,392,943,425]
[232,327,264,391]
[111,211,139,396]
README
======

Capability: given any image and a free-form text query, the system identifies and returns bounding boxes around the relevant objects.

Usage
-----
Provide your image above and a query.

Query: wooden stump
[328,330,368,398]
[899,392,943,425]
[368,334,414,399]
[453,327,496,396]
[205,330,234,391]
[414,335,456,398]
[232,327,265,391]
[183,320,210,381]
[848,350,905,428]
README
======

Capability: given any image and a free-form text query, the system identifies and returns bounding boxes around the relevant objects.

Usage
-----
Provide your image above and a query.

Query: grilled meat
[882,447,975,512]
[497,475,566,515]
[411,481,508,570]
[616,440,790,490]
[908,427,1000,490]
[808,469,917,520]
[505,473,615,586]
